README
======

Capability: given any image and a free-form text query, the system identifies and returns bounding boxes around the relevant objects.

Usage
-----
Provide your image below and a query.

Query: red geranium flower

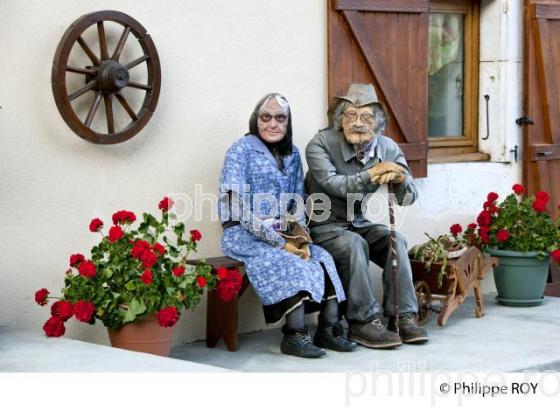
[512,184,524,195]
[450,224,462,236]
[78,261,96,278]
[172,266,185,277]
[140,269,153,285]
[89,218,104,232]
[467,223,477,230]
[190,229,202,242]
[108,225,124,243]
[51,300,73,321]
[532,200,547,213]
[156,306,179,327]
[69,253,85,267]
[153,243,166,256]
[34,288,49,306]
[477,210,492,227]
[112,210,136,225]
[487,205,499,214]
[73,300,96,323]
[215,266,228,280]
[140,250,158,268]
[487,192,499,202]
[496,229,510,242]
[158,197,175,212]
[43,316,66,337]
[196,276,207,288]
[216,269,242,303]
[535,191,550,203]
[552,250,560,263]
[131,239,151,259]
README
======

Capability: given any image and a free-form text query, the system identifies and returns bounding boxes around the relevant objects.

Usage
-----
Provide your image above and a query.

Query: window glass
[428,13,464,137]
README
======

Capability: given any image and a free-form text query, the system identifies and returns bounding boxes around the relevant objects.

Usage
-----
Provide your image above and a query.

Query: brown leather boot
[387,313,428,344]
[348,315,402,349]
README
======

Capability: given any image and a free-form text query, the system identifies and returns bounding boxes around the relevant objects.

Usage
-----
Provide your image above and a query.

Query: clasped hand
[368,161,406,185]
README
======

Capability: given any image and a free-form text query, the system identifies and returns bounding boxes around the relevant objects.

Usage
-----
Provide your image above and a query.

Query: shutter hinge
[515,116,534,126]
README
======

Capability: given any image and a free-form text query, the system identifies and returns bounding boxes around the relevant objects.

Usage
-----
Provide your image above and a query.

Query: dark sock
[318,298,340,326]
[285,304,305,330]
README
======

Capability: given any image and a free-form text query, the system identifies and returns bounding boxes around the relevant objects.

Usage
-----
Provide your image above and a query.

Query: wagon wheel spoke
[68,80,96,101]
[127,82,152,91]
[115,93,138,121]
[125,55,149,70]
[112,26,131,61]
[97,22,109,60]
[104,94,115,134]
[77,36,100,66]
[84,91,103,127]
[66,66,98,75]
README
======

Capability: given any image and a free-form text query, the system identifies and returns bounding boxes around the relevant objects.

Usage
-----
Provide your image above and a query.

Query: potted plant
[410,227,470,288]
[409,233,467,287]
[34,196,242,356]
[467,184,560,306]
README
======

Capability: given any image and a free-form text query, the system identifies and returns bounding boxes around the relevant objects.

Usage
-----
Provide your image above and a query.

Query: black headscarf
[247,93,293,159]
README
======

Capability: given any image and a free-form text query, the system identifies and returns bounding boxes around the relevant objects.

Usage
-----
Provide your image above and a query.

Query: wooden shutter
[328,0,429,178]
[522,0,560,295]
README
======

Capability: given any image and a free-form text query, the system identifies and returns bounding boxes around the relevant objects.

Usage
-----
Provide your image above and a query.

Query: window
[428,0,484,162]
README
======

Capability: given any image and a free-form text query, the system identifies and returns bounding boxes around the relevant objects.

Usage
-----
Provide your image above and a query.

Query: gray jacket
[304,128,417,228]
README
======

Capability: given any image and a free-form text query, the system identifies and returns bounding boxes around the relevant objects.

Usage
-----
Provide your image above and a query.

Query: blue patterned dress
[218,135,346,317]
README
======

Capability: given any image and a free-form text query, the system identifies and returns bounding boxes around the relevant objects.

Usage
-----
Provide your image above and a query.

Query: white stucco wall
[0,0,522,347]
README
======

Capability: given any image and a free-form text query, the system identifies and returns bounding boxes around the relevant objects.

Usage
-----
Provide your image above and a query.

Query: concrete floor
[171,293,560,372]
[0,327,226,372]
[2,293,559,373]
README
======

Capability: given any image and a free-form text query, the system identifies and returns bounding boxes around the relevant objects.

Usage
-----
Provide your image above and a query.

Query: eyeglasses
[259,113,288,123]
[343,111,375,123]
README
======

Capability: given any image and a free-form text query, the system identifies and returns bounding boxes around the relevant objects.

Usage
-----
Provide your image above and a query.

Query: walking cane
[387,183,400,335]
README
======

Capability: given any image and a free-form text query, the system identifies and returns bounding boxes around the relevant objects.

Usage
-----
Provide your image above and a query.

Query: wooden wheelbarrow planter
[410,247,498,326]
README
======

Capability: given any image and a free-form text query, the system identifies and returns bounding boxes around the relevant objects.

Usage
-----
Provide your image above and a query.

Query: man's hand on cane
[368,161,406,185]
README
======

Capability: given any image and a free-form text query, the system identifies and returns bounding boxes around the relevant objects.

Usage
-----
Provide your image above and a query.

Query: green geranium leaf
[129,298,147,316]
[123,308,136,324]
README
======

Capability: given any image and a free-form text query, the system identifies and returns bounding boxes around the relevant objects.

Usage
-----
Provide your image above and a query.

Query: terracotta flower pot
[107,315,175,356]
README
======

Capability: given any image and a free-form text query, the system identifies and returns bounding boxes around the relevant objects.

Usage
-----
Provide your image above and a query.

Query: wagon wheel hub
[96,60,129,92]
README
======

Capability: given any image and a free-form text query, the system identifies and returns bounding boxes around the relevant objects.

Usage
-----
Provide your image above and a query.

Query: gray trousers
[310,223,418,323]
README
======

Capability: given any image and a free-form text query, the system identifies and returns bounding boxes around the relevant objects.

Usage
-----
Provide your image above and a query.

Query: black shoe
[281,325,327,358]
[348,315,402,349]
[314,321,358,352]
[388,313,428,344]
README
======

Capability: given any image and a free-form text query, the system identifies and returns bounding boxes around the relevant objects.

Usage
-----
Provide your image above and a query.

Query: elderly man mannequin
[304,83,428,349]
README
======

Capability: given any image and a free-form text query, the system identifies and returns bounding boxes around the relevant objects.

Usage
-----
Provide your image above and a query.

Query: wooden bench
[186,256,250,352]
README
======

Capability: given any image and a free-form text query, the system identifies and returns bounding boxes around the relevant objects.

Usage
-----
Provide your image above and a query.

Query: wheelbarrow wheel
[414,280,432,326]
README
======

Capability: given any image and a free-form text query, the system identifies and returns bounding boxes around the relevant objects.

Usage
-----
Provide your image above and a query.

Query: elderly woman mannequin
[218,93,356,358]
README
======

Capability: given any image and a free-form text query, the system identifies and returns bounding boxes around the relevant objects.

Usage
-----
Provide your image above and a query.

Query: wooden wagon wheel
[51,10,161,144]
[414,280,432,326]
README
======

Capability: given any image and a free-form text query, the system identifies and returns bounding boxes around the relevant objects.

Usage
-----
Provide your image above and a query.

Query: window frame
[428,0,482,162]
